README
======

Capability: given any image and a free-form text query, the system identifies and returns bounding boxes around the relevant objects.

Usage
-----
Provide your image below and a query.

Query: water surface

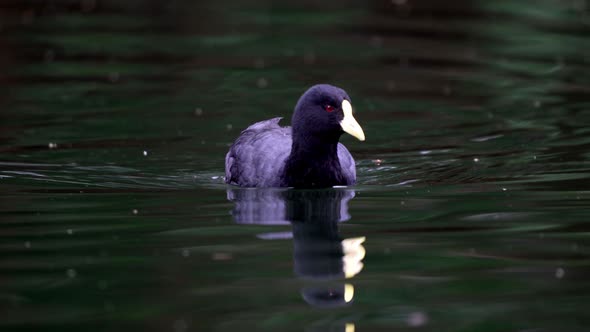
[1,0,590,331]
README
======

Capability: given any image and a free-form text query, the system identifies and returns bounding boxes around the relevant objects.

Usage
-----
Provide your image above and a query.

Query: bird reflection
[227,188,365,308]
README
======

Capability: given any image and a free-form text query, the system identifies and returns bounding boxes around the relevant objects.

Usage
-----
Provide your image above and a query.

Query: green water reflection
[1,0,589,331]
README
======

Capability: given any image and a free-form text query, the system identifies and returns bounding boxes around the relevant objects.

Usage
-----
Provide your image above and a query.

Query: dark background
[1,1,589,331]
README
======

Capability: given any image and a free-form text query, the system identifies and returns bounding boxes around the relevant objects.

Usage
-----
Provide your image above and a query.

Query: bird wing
[337,143,357,185]
[225,118,292,187]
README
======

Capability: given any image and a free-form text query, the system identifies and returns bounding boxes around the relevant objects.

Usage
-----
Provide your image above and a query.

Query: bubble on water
[257,77,268,88]
[194,108,203,116]
[132,209,139,215]
[48,142,58,149]
[143,150,148,156]
[400,201,405,205]
[24,241,31,248]
[474,158,479,162]
[67,229,73,235]
[182,249,190,257]
[372,159,383,166]
[226,124,233,130]
[66,268,77,278]
[407,311,428,327]
[534,100,542,108]
[502,188,507,191]
[555,267,565,279]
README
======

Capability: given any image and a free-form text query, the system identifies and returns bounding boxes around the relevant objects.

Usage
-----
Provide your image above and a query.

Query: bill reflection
[227,188,365,308]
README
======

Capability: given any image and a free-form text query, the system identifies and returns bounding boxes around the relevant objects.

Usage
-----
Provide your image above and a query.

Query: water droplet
[132,209,138,215]
[407,311,428,327]
[66,268,77,278]
[502,188,507,191]
[182,249,190,257]
[473,158,479,162]
[257,77,268,88]
[48,142,58,149]
[226,124,233,130]
[143,150,148,156]
[24,241,31,248]
[67,229,73,235]
[555,267,565,279]
[194,108,203,116]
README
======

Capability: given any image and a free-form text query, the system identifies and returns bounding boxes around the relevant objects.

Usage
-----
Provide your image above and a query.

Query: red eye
[325,105,335,112]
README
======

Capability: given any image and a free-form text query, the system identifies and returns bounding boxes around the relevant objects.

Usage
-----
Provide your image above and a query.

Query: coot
[225,84,364,188]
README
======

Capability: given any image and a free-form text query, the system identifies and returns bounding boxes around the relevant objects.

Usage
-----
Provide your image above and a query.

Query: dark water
[2,0,590,331]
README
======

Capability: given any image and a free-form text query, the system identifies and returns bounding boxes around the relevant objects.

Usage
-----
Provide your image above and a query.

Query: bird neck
[283,133,344,188]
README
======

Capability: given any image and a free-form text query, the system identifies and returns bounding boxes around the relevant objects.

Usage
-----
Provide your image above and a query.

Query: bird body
[225,84,364,188]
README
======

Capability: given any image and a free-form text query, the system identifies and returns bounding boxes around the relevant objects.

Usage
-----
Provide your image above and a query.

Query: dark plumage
[225,84,365,188]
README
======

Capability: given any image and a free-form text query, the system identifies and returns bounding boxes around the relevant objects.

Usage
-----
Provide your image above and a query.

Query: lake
[1,0,589,331]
